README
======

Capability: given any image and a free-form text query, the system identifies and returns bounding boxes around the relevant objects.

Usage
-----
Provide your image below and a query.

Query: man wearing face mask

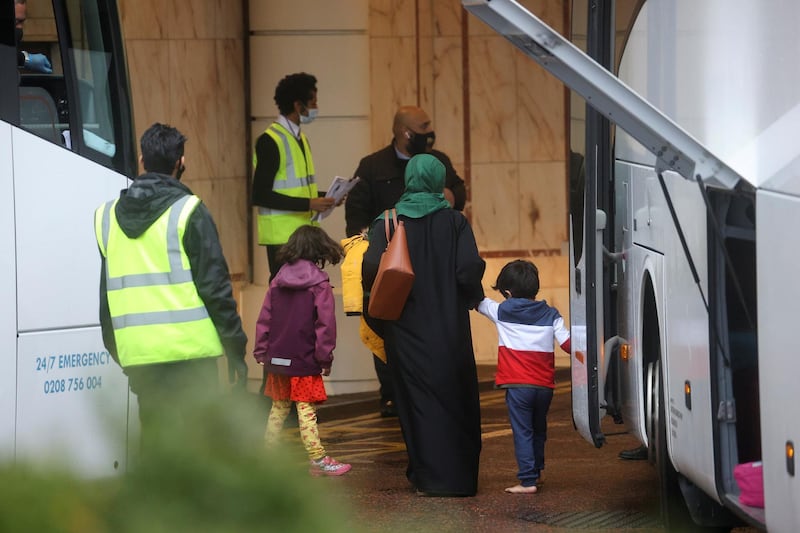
[251,73,334,427]
[95,123,248,455]
[344,105,465,237]
[15,0,53,74]
[252,72,335,281]
[344,105,466,417]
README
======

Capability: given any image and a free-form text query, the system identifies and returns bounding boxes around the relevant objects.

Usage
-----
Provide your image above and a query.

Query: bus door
[567,0,616,448]
[462,0,744,448]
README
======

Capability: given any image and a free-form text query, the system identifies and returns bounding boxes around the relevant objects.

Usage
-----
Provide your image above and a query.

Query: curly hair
[492,259,540,300]
[277,225,343,269]
[274,72,317,115]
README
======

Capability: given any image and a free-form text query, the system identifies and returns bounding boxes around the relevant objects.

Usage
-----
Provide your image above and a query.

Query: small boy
[476,260,571,494]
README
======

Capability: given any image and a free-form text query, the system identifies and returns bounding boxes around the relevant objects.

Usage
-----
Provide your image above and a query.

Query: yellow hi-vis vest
[253,122,319,245]
[94,195,224,367]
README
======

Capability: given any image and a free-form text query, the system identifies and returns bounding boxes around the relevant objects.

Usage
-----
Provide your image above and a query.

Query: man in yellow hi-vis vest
[251,72,336,281]
[96,123,248,451]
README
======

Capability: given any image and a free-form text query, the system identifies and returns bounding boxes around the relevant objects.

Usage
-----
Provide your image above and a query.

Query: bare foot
[504,484,538,494]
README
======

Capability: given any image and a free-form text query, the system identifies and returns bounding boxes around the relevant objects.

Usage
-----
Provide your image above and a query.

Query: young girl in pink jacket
[254,225,351,476]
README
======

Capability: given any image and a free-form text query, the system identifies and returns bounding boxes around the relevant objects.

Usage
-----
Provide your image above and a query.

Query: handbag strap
[383,208,398,243]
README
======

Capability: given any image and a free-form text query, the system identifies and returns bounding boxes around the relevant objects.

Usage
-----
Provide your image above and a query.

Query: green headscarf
[379,153,451,220]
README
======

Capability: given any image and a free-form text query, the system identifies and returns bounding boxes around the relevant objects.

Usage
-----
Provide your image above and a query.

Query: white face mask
[300,107,318,124]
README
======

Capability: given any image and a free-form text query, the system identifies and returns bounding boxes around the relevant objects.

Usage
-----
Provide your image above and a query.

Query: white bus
[1,0,136,476]
[465,0,799,531]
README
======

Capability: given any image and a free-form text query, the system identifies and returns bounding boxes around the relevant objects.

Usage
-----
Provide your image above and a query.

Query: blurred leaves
[0,391,356,533]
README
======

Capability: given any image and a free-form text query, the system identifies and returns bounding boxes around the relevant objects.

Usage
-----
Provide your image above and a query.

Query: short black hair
[274,72,317,116]
[140,123,186,174]
[277,225,343,269]
[492,259,540,299]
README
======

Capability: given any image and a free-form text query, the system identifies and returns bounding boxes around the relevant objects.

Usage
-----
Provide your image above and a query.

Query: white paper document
[311,176,361,222]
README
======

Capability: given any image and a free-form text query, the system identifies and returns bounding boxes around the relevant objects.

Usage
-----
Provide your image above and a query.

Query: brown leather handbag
[368,209,415,320]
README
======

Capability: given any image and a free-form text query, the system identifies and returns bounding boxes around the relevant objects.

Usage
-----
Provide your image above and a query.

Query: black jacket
[344,144,466,237]
[98,173,247,364]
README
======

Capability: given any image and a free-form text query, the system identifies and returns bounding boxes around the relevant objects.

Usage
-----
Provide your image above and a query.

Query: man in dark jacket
[96,123,248,452]
[344,106,467,417]
[345,106,466,237]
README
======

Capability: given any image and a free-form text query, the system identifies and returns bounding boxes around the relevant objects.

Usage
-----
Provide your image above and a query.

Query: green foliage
[0,392,356,533]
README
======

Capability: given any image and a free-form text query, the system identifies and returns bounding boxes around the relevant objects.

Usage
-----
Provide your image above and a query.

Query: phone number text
[43,376,103,395]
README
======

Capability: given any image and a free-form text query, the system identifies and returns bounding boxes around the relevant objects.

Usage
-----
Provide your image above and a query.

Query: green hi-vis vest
[94,195,224,367]
[253,122,319,245]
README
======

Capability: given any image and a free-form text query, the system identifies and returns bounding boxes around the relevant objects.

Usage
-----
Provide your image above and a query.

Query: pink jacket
[253,259,336,376]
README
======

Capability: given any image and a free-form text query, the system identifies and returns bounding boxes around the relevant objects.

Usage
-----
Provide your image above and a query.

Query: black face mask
[15,28,23,45]
[407,131,436,155]
[176,163,186,180]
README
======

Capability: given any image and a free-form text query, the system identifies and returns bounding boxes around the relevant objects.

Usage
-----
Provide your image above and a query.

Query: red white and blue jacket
[477,297,571,388]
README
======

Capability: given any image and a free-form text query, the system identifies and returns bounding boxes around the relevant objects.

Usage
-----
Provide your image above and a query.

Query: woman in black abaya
[362,154,486,496]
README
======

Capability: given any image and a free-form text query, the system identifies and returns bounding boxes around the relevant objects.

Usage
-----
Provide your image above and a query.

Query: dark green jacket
[98,172,247,365]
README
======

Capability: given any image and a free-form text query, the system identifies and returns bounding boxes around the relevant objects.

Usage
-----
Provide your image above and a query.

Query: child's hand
[322,368,331,376]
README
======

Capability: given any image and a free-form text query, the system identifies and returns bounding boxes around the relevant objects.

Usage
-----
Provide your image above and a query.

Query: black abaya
[363,208,485,496]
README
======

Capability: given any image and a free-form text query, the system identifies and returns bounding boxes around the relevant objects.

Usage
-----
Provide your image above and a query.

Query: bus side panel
[627,164,719,498]
[12,127,127,331]
[615,162,644,442]
[756,189,800,531]
[10,127,133,476]
[623,241,655,443]
[659,173,718,497]
[0,123,17,462]
[16,328,130,475]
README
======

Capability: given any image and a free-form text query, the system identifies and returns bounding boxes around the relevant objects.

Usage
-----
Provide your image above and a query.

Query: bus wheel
[652,359,689,530]
[645,361,657,465]
[652,360,730,532]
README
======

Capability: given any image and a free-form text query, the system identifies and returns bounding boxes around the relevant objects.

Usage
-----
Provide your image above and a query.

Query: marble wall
[369,0,568,252]
[118,0,249,279]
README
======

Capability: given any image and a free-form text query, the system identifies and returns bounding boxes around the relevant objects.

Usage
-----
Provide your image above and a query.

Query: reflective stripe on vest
[94,195,224,367]
[254,123,319,244]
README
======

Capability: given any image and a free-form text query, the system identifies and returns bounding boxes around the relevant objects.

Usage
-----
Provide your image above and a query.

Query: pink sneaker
[309,456,352,477]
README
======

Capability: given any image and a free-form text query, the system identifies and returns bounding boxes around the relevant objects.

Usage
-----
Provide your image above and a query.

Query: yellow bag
[359,317,385,362]
[340,234,368,314]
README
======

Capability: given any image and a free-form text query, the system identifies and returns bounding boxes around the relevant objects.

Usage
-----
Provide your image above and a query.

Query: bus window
[10,0,136,177]
[16,0,66,145]
[60,0,136,176]
[63,0,119,159]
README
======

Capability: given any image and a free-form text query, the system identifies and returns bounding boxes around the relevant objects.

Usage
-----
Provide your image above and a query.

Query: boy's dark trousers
[505,386,554,487]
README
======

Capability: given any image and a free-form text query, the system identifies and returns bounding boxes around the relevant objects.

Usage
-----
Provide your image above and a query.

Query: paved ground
[246,364,761,533]
[287,365,760,533]
[308,366,668,532]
